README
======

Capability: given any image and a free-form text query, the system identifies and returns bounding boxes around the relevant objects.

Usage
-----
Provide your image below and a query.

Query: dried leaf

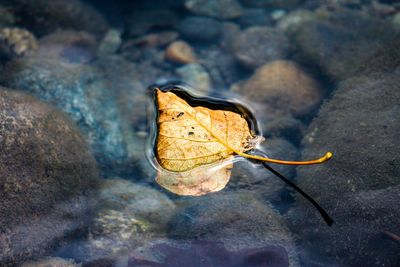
[154,89,332,196]
[156,89,255,173]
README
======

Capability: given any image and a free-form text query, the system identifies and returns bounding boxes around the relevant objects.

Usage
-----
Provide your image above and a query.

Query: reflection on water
[0,0,399,266]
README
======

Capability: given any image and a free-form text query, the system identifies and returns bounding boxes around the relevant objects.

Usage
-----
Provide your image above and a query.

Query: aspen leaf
[154,89,333,196]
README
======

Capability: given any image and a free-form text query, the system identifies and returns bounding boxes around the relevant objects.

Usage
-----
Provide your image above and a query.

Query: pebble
[10,0,108,37]
[98,29,122,54]
[233,26,290,69]
[176,63,212,94]
[165,40,196,64]
[179,16,222,42]
[233,60,322,117]
[184,0,243,19]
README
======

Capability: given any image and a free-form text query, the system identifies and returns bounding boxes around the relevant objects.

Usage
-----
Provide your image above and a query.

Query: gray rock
[127,9,179,37]
[176,63,212,94]
[10,0,108,37]
[62,178,176,262]
[0,88,98,265]
[179,16,222,42]
[0,44,143,178]
[98,29,122,55]
[238,8,270,28]
[220,22,240,52]
[96,178,176,226]
[233,27,290,69]
[292,10,396,80]
[21,257,79,267]
[38,30,98,64]
[0,6,16,27]
[198,48,245,89]
[184,0,243,19]
[288,36,400,266]
[262,116,306,145]
[240,0,302,9]
[168,192,300,266]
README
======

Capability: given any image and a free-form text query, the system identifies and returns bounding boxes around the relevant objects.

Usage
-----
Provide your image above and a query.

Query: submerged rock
[0,37,147,178]
[165,40,197,64]
[184,0,243,19]
[288,36,400,267]
[240,0,302,9]
[21,257,79,267]
[238,8,270,28]
[292,10,396,80]
[130,240,290,267]
[179,16,222,42]
[176,63,212,94]
[233,60,322,118]
[233,27,290,69]
[0,6,15,27]
[0,88,98,265]
[59,178,176,263]
[98,29,122,55]
[127,9,178,37]
[10,0,108,37]
[168,192,300,266]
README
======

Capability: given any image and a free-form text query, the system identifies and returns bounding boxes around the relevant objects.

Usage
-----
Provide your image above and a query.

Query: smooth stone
[291,10,395,80]
[233,60,322,118]
[176,63,212,94]
[240,0,302,9]
[178,16,222,42]
[21,257,79,267]
[168,192,300,266]
[98,29,122,55]
[10,0,108,37]
[58,178,176,263]
[127,9,178,37]
[0,6,15,27]
[184,0,243,19]
[237,8,270,28]
[0,48,143,178]
[288,37,400,266]
[165,41,197,64]
[233,27,290,69]
[262,116,306,146]
[0,88,98,265]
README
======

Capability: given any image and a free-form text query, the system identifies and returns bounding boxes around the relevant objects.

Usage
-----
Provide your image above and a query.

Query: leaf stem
[238,151,333,165]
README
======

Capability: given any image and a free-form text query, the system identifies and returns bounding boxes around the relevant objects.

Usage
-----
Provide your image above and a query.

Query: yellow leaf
[154,89,332,196]
[156,89,255,172]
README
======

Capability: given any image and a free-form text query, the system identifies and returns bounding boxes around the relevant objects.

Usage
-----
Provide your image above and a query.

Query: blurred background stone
[0,88,98,265]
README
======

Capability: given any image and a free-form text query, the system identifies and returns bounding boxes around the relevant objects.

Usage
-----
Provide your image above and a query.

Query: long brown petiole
[238,151,333,165]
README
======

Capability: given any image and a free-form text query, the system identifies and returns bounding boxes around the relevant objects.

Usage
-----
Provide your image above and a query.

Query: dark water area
[0,0,399,266]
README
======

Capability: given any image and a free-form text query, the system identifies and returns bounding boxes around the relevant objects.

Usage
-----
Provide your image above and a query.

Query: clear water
[0,0,399,267]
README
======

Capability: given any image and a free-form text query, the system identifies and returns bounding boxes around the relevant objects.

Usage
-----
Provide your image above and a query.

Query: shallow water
[0,0,399,266]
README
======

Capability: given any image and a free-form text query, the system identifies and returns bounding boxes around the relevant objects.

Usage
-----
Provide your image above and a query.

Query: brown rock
[234,60,322,117]
[165,40,196,64]
[0,88,98,265]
